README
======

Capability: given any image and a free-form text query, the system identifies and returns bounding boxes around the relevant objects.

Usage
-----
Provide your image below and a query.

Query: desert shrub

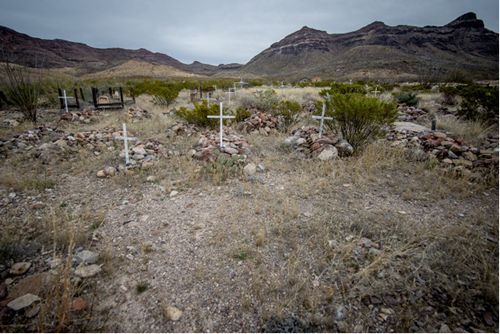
[235,106,251,122]
[176,100,220,128]
[273,100,301,130]
[326,93,397,151]
[0,62,42,122]
[445,84,499,124]
[395,92,418,107]
[132,80,181,106]
[240,89,280,112]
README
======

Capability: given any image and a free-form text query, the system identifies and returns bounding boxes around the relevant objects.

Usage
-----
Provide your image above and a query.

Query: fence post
[74,88,80,109]
[92,87,98,109]
[119,87,124,108]
[79,87,85,102]
[58,88,64,110]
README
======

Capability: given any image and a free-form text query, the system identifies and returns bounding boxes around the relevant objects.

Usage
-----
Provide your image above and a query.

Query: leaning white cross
[58,89,74,113]
[207,102,235,148]
[312,100,333,138]
[113,123,137,165]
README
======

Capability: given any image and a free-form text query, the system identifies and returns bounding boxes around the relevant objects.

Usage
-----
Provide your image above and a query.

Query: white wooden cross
[207,102,235,148]
[58,89,74,113]
[372,85,380,96]
[312,101,333,138]
[113,123,137,165]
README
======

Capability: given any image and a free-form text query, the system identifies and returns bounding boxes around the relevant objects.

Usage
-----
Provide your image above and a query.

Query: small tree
[176,100,219,128]
[0,61,41,123]
[326,93,397,152]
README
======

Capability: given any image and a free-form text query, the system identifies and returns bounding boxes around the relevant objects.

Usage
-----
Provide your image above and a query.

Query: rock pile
[60,108,100,124]
[387,122,499,175]
[128,107,151,121]
[0,127,66,159]
[397,105,427,122]
[237,110,282,135]
[284,126,354,160]
[165,122,199,138]
[189,129,251,162]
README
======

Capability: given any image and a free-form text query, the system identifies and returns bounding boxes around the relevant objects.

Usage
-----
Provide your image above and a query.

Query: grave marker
[113,123,137,165]
[207,102,235,148]
[312,100,333,138]
[58,89,74,113]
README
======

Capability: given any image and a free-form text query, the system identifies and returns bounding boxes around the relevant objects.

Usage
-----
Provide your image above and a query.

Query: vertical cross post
[207,102,235,148]
[312,101,334,138]
[113,123,138,165]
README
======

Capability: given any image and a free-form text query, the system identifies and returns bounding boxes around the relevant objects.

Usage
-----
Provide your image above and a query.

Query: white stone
[243,163,257,176]
[317,147,338,161]
[75,264,102,278]
[169,190,179,198]
[75,250,99,265]
[7,293,41,311]
[163,306,183,321]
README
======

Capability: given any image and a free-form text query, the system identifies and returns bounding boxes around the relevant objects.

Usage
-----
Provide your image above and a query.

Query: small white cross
[113,123,138,165]
[312,102,333,138]
[207,102,235,148]
[58,89,74,113]
[372,86,380,96]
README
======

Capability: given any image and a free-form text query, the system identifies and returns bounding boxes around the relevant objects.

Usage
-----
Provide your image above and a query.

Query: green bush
[395,92,418,107]
[176,101,221,128]
[326,93,397,152]
[441,84,498,123]
[273,100,301,130]
[132,80,181,106]
[235,106,251,122]
[240,89,280,112]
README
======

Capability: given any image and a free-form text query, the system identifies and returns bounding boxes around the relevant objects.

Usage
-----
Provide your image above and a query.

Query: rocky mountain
[0,25,229,76]
[240,12,499,81]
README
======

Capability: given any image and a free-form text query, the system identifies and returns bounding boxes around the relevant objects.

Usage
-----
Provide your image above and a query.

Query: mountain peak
[446,12,484,29]
[359,21,387,31]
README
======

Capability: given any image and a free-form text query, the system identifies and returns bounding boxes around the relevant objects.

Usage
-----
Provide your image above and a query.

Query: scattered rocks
[75,264,102,278]
[60,108,100,124]
[163,305,183,321]
[9,262,31,275]
[191,129,251,162]
[284,126,353,160]
[128,107,151,121]
[7,293,41,311]
[165,122,199,138]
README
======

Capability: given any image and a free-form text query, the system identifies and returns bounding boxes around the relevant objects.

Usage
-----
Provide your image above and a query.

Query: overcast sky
[0,0,498,65]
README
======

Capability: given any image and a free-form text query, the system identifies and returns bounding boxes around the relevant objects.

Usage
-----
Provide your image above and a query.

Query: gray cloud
[0,0,497,65]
